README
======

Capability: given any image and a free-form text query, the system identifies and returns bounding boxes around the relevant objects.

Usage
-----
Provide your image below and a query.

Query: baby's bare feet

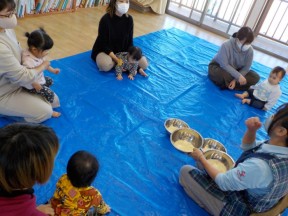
[235,93,244,99]
[242,99,248,104]
[139,68,148,77]
[52,111,61,118]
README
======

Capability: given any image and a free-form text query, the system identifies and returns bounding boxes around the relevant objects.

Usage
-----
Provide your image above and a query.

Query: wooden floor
[15,7,287,69]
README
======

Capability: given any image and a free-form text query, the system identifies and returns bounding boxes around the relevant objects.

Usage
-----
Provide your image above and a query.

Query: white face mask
[236,40,242,50]
[116,2,129,15]
[0,14,17,29]
[264,115,274,133]
[236,39,251,52]
[241,44,251,52]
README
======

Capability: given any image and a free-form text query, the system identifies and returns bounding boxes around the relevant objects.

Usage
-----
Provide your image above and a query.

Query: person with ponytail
[91,0,148,76]
[0,0,60,123]
[208,26,260,91]
[22,28,61,118]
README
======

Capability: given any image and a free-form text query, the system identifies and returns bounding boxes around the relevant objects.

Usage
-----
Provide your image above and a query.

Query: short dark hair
[25,28,54,51]
[0,123,59,192]
[267,104,288,146]
[271,66,286,80]
[67,151,99,188]
[0,0,16,12]
[128,46,142,61]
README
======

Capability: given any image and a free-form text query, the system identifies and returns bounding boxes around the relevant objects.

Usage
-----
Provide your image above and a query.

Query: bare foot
[52,111,61,118]
[235,93,244,99]
[116,74,123,80]
[139,68,148,77]
[242,99,249,105]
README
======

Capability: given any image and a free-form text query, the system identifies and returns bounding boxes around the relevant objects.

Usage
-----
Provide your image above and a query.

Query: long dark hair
[106,0,117,17]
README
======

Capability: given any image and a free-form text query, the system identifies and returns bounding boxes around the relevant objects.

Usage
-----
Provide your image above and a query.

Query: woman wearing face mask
[208,26,260,90]
[0,0,60,123]
[179,103,288,216]
[91,0,148,74]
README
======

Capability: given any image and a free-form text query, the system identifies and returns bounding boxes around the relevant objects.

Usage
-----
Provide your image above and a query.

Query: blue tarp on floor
[1,28,287,216]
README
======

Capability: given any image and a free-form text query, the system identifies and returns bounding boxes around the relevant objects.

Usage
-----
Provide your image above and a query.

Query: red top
[0,190,46,216]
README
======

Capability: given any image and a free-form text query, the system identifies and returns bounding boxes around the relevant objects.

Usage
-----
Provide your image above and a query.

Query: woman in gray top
[0,0,60,123]
[208,26,260,91]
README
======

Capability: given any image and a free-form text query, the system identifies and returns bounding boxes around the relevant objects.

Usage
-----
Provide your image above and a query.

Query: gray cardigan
[212,37,253,80]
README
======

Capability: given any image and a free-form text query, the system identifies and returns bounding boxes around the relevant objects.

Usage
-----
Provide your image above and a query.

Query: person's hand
[106,205,111,213]
[188,148,205,162]
[42,60,50,70]
[245,117,262,132]
[53,68,60,74]
[128,74,134,80]
[116,74,123,80]
[117,58,123,66]
[238,75,247,85]
[32,83,42,92]
[37,204,55,216]
[228,79,236,89]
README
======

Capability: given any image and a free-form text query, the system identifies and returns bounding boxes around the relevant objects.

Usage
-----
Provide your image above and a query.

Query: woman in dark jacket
[91,0,148,74]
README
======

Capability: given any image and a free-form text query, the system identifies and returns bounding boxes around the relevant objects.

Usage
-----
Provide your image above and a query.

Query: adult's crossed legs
[179,165,225,216]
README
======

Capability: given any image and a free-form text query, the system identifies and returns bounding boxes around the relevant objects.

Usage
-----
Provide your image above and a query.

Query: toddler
[235,66,286,110]
[50,150,110,215]
[115,46,148,80]
[22,28,60,117]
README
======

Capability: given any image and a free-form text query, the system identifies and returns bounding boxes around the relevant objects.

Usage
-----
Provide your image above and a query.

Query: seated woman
[0,0,60,123]
[0,123,59,215]
[91,0,148,76]
[179,103,288,216]
[208,26,260,91]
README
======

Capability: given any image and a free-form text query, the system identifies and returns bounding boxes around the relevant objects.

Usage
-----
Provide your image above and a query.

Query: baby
[50,150,110,215]
[115,46,148,80]
[22,28,60,117]
[235,66,286,110]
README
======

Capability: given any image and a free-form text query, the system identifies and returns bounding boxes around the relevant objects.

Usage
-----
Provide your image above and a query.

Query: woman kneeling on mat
[208,26,260,91]
[179,103,288,216]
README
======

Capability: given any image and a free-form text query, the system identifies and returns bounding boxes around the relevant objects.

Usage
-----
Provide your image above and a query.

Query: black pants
[247,89,266,109]
[208,61,260,91]
[26,76,55,103]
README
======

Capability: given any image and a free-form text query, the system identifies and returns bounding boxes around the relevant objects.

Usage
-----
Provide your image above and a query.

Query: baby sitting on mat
[115,46,148,80]
[235,66,286,110]
[50,151,110,215]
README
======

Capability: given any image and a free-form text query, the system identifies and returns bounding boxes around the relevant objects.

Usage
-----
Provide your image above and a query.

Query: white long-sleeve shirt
[251,79,281,110]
